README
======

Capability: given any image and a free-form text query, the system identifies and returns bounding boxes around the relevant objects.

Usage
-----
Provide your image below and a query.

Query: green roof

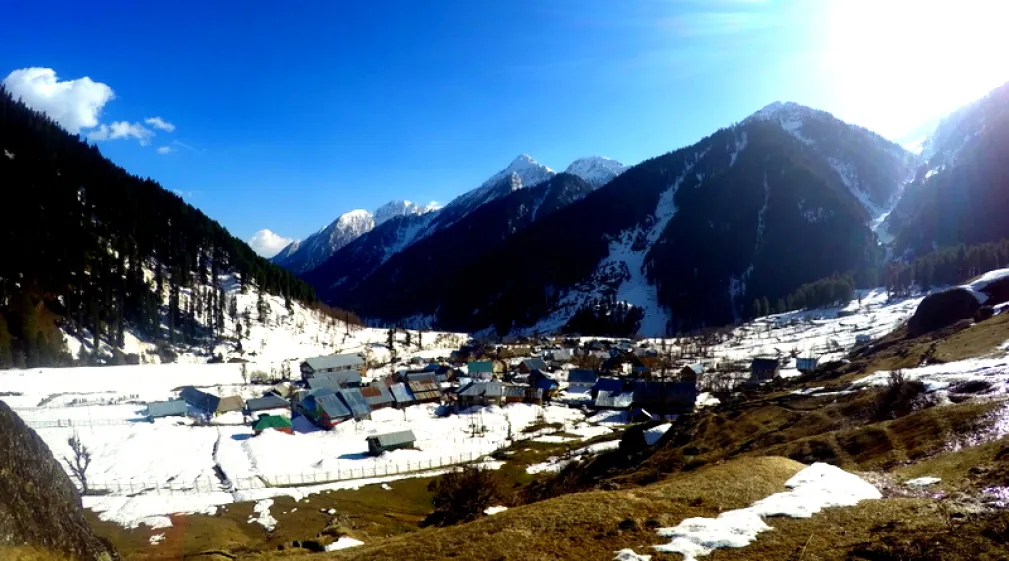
[468,361,494,374]
[252,414,292,431]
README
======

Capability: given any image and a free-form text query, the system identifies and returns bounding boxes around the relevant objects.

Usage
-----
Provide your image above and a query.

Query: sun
[821,0,1009,140]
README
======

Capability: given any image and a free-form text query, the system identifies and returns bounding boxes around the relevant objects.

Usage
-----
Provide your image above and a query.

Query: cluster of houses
[141,338,823,448]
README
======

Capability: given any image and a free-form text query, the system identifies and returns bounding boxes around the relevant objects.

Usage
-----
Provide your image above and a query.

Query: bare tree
[64,434,92,494]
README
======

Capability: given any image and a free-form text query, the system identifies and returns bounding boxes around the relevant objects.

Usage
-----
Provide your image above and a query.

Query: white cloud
[2,67,114,133]
[88,121,154,145]
[247,229,297,258]
[156,146,173,155]
[145,116,175,132]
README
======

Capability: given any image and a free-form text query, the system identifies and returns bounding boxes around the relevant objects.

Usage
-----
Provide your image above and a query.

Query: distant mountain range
[272,84,1009,337]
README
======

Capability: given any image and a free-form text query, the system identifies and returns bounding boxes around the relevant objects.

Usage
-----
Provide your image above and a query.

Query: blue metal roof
[522,358,548,371]
[468,361,494,374]
[313,394,351,418]
[593,377,624,393]
[338,388,372,419]
[389,383,415,404]
[308,371,362,390]
[594,390,633,409]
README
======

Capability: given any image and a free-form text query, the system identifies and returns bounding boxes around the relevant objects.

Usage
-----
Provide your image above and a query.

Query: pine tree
[0,314,12,368]
[752,299,763,318]
[761,297,771,317]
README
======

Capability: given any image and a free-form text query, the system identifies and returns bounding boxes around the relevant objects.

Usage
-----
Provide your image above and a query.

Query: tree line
[0,86,356,368]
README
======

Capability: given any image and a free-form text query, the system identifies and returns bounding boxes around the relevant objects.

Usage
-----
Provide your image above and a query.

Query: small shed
[366,430,416,455]
[796,357,819,373]
[217,396,246,414]
[750,357,780,381]
[246,394,290,414]
[568,369,599,390]
[146,399,188,419]
[252,414,293,435]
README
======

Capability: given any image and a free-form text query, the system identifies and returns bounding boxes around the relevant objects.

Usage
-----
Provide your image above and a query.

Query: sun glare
[823,0,1009,139]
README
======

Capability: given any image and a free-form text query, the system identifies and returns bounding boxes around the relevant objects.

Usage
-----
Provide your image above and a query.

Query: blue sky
[3,0,1008,254]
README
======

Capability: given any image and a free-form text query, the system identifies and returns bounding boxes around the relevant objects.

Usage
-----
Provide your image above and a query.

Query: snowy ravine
[521,150,708,337]
[615,463,881,561]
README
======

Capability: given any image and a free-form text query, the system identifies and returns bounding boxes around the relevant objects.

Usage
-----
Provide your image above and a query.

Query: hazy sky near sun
[2,0,1007,250]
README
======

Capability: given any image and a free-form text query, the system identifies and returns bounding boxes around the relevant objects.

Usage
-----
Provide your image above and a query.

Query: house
[632,380,698,415]
[679,363,704,383]
[855,334,872,345]
[796,357,819,373]
[246,394,290,415]
[388,382,416,408]
[455,381,505,409]
[406,373,442,404]
[367,430,417,455]
[360,383,394,410]
[601,352,647,376]
[179,387,246,417]
[567,369,599,390]
[146,399,188,419]
[528,370,559,400]
[271,382,296,398]
[300,390,352,428]
[307,370,362,391]
[300,353,366,381]
[467,361,495,380]
[252,414,293,435]
[592,377,626,397]
[750,357,780,381]
[503,385,544,405]
[518,358,549,374]
[337,388,372,420]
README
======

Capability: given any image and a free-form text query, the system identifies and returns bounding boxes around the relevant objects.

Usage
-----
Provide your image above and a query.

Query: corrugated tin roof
[313,394,351,418]
[468,361,494,374]
[389,382,415,404]
[180,386,220,413]
[457,381,504,398]
[338,388,372,419]
[360,384,393,405]
[308,371,362,390]
[147,399,188,418]
[751,357,779,368]
[568,369,599,384]
[594,390,633,409]
[246,394,289,412]
[797,357,819,370]
[303,353,365,372]
[522,358,548,371]
[217,396,246,413]
[503,385,527,398]
[368,430,416,448]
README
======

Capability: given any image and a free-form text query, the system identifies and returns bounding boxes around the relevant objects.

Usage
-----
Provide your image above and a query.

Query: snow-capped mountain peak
[565,156,628,189]
[374,200,440,226]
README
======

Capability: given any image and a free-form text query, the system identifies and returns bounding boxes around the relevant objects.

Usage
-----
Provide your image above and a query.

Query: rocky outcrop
[0,402,117,560]
[907,288,981,337]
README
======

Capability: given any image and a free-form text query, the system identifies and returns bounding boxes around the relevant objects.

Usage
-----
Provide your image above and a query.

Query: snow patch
[484,505,508,515]
[906,477,941,487]
[248,498,277,531]
[325,537,365,551]
[644,423,672,446]
[650,463,881,560]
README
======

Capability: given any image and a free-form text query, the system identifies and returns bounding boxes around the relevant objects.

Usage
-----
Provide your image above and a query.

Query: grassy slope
[255,457,806,561]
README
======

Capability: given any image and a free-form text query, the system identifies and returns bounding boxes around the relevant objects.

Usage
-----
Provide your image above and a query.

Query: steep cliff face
[0,402,117,560]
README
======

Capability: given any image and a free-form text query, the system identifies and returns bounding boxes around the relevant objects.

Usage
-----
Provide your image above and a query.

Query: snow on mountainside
[565,156,628,189]
[374,200,440,226]
[746,101,916,227]
[272,209,375,274]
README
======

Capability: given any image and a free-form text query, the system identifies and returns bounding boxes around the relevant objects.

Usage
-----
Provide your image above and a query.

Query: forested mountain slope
[0,87,316,367]
[323,104,913,336]
[885,82,1009,255]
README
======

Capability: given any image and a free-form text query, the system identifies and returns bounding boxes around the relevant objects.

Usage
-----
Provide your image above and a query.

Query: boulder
[907,287,981,337]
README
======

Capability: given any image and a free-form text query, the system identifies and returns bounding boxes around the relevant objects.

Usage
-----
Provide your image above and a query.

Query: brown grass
[253,456,806,561]
[0,547,74,561]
